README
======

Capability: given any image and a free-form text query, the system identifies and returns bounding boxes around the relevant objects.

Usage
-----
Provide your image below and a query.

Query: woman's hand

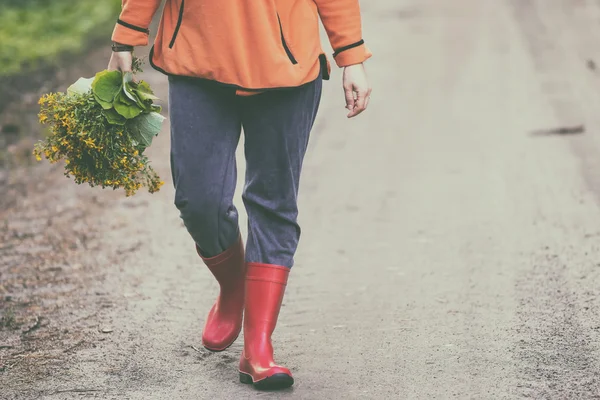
[107,49,133,72]
[343,63,372,118]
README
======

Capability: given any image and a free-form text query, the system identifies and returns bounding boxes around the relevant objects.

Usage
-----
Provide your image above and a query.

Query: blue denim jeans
[168,76,322,268]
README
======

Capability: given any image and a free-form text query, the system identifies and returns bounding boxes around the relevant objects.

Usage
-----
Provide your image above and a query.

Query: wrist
[344,63,363,69]
[111,42,134,52]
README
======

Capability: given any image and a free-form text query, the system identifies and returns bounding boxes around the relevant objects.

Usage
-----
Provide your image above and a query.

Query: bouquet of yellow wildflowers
[34,60,165,196]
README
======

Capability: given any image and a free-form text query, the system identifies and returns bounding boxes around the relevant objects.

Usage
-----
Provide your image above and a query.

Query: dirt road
[4,0,600,398]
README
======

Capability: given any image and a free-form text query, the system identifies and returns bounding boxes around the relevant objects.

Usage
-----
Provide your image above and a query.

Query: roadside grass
[0,1,122,168]
[0,0,121,78]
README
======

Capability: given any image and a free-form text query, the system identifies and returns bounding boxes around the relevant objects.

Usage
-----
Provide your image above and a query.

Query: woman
[108,0,372,390]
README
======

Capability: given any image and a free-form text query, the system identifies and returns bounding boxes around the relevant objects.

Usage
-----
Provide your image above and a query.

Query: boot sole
[239,372,294,390]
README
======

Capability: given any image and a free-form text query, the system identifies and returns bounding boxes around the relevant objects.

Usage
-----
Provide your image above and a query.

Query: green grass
[0,0,121,77]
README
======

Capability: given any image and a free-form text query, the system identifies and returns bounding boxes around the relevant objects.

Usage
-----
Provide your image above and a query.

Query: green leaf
[127,112,165,148]
[67,77,94,96]
[123,71,134,84]
[93,92,113,110]
[121,74,155,112]
[123,83,140,103]
[113,91,143,119]
[151,104,162,113]
[135,81,159,101]
[139,99,153,112]
[122,72,139,103]
[125,82,151,111]
[92,70,123,103]
[136,80,154,94]
[135,90,159,103]
[102,108,126,125]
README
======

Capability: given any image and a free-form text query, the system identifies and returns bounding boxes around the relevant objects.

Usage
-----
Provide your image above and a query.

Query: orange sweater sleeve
[111,0,162,46]
[313,0,372,67]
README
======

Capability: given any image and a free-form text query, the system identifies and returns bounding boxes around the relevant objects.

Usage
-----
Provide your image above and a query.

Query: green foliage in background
[0,0,121,77]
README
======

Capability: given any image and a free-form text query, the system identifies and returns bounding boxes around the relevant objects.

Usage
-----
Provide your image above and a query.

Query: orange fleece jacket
[112,0,372,95]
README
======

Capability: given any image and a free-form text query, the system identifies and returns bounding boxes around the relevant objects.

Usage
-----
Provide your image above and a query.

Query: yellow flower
[34,87,164,197]
[83,138,96,148]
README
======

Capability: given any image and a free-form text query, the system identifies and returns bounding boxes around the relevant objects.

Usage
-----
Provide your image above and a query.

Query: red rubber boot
[198,235,245,351]
[239,263,293,390]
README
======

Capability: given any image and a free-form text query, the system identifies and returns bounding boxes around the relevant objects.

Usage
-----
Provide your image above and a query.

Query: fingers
[344,85,355,113]
[121,62,133,73]
[107,56,119,71]
[347,87,372,118]
[107,53,133,72]
[119,53,133,72]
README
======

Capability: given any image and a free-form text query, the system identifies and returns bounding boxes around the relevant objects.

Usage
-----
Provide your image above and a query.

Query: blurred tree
[0,0,121,77]
[2,0,53,8]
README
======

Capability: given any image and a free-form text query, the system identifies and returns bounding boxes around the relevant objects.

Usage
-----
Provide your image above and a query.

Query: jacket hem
[150,45,328,92]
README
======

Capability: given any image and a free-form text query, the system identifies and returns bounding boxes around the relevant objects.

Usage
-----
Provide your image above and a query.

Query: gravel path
[3,0,600,398]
